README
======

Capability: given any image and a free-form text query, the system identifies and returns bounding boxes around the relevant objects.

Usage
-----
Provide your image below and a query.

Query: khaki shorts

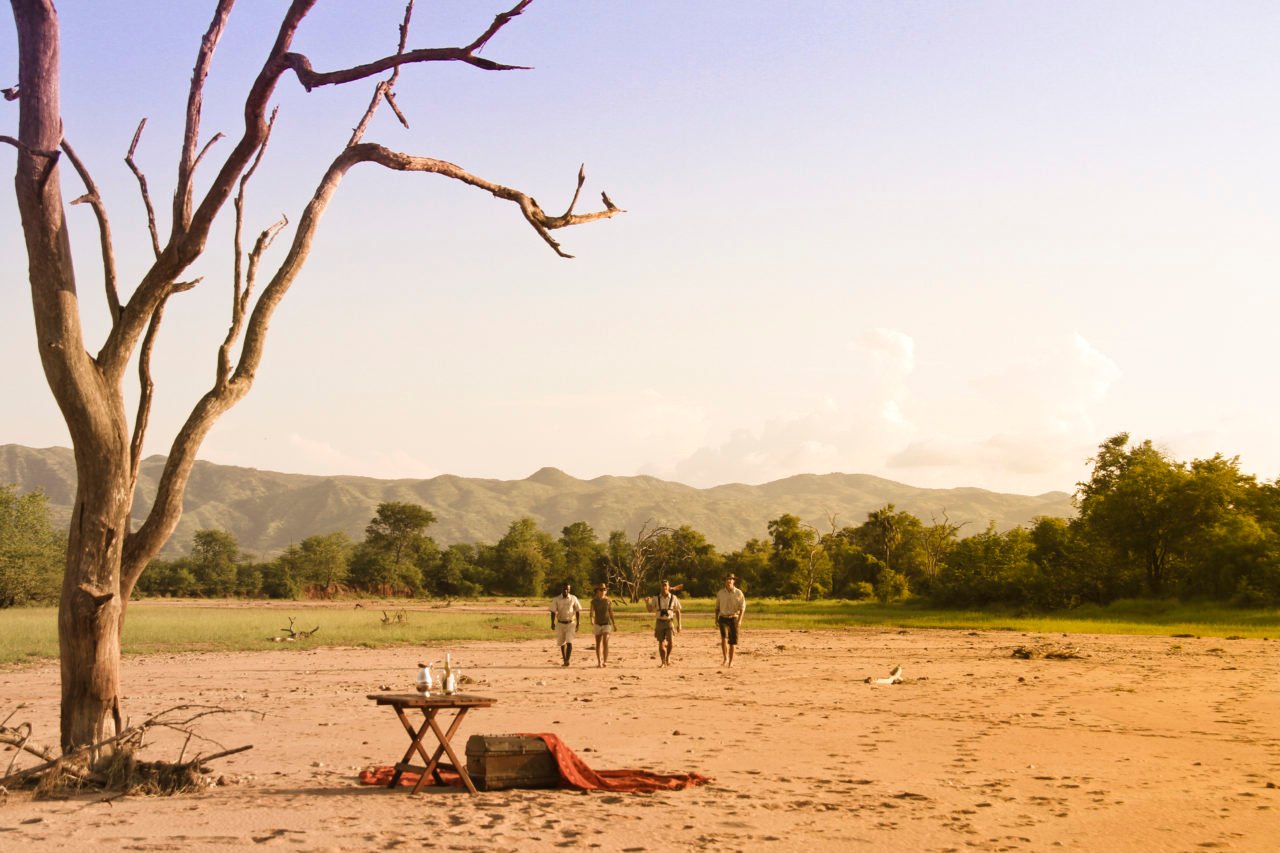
[555,622,576,646]
[592,624,614,636]
[654,620,675,642]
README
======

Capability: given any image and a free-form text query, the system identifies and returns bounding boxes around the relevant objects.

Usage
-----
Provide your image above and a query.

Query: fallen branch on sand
[1011,644,1083,660]
[0,704,255,795]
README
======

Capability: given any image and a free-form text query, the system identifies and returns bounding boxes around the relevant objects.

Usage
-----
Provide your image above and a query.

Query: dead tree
[799,515,837,602]
[919,510,965,583]
[1,704,253,792]
[606,522,676,603]
[4,0,621,758]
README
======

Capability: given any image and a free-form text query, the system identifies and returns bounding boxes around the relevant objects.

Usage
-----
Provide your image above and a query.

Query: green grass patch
[2,597,1276,666]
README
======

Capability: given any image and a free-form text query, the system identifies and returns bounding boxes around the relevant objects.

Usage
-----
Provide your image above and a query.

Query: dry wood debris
[1011,644,1084,660]
[1,704,253,796]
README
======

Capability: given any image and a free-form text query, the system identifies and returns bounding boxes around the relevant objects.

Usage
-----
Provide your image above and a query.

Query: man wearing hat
[589,582,617,668]
[715,574,747,667]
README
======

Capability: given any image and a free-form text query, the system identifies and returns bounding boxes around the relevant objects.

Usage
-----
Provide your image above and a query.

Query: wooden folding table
[367,692,496,794]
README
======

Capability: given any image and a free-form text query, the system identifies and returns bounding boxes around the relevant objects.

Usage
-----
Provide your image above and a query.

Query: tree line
[5,434,1280,609]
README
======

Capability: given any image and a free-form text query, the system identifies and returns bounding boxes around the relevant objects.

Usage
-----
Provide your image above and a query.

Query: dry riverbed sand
[2,627,1278,851]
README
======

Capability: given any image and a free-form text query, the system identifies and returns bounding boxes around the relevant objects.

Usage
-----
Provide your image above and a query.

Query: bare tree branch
[101,0,541,382]
[175,0,236,235]
[560,164,586,218]
[60,139,120,321]
[1,133,58,159]
[191,131,225,175]
[607,522,676,602]
[220,215,285,389]
[126,278,199,494]
[0,704,253,790]
[223,110,281,389]
[128,298,165,490]
[348,0,416,147]
[467,0,533,54]
[384,89,409,129]
[347,144,622,257]
[125,118,162,258]
[283,0,536,91]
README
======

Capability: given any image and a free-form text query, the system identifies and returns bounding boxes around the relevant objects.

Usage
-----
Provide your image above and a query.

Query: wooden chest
[465,734,560,791]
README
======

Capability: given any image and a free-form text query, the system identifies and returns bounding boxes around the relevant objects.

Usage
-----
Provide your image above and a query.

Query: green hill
[1,444,1074,558]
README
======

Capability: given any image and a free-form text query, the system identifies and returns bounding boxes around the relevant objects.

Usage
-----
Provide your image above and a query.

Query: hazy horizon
[1,443,1074,497]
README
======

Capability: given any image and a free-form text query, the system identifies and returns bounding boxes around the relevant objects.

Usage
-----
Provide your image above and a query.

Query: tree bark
[11,0,128,756]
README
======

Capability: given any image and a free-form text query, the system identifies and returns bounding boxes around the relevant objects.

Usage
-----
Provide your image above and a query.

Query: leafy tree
[278,532,353,598]
[257,558,301,600]
[0,485,64,607]
[722,538,770,595]
[1174,454,1263,599]
[826,524,896,598]
[764,514,819,597]
[493,517,561,597]
[134,558,198,598]
[1077,434,1234,594]
[190,529,241,597]
[934,523,1032,606]
[347,545,403,596]
[351,503,439,596]
[1024,516,1133,609]
[662,525,723,597]
[234,562,264,598]
[7,2,620,754]
[874,566,909,603]
[559,521,604,592]
[434,543,487,597]
[850,505,926,585]
[365,503,437,565]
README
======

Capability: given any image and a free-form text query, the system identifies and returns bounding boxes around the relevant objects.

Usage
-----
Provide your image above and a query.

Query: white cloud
[658,331,1121,493]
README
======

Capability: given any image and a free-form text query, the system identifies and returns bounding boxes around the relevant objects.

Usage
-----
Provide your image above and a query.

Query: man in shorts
[714,573,747,667]
[646,579,682,667]
[589,583,617,668]
[549,581,582,667]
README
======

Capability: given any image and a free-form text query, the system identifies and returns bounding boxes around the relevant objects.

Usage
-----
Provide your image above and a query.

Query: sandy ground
[2,626,1278,852]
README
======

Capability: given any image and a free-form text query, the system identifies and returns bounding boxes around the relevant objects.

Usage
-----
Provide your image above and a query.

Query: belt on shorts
[558,619,573,623]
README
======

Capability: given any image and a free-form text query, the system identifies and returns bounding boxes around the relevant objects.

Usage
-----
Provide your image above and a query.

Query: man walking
[549,581,582,667]
[646,579,682,667]
[715,573,747,667]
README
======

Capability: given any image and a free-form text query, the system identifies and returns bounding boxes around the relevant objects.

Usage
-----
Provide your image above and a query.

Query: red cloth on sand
[358,732,711,793]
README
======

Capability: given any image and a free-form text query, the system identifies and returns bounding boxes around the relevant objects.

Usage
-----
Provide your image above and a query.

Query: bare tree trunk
[58,453,131,753]
[10,0,124,756]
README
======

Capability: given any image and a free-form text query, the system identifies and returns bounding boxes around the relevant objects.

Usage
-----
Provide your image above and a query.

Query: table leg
[410,707,467,795]
[389,706,436,789]
[426,708,478,795]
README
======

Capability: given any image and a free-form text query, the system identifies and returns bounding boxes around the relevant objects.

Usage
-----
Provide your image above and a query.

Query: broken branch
[59,139,121,320]
[125,118,162,258]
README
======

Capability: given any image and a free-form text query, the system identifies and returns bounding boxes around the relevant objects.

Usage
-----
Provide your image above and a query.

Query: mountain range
[1,444,1076,558]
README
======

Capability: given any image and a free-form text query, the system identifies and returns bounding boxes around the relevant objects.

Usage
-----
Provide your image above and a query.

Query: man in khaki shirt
[714,574,747,667]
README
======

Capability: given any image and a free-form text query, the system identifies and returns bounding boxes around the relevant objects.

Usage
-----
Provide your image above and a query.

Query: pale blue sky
[3,1,1278,494]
